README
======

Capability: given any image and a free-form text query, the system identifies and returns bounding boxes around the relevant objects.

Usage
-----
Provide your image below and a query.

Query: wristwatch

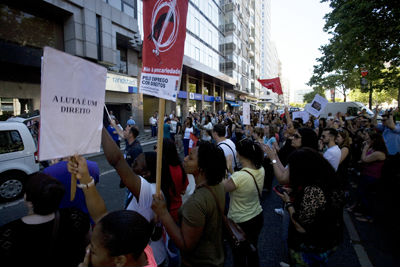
[271,159,277,164]
[77,177,95,189]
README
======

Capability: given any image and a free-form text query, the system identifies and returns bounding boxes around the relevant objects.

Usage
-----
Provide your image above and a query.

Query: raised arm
[371,105,379,127]
[264,144,289,184]
[102,127,141,199]
[110,119,125,139]
[285,106,293,130]
[152,194,204,252]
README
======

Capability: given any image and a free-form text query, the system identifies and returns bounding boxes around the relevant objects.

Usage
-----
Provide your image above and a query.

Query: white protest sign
[292,111,310,124]
[243,103,251,125]
[39,47,106,161]
[305,94,328,117]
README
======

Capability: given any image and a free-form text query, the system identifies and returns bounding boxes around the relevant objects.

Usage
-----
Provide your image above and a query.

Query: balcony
[219,42,236,53]
[224,23,236,33]
[249,51,255,57]
[220,61,237,70]
[223,2,235,12]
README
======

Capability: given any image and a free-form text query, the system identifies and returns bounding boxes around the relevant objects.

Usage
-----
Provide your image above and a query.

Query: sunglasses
[293,134,301,139]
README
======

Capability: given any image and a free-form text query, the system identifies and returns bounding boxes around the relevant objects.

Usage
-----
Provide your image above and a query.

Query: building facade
[0,0,143,128]
[259,0,284,108]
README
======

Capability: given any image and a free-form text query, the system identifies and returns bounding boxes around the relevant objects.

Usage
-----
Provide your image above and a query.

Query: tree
[289,102,306,108]
[303,86,326,103]
[348,88,397,105]
[308,69,359,102]
[312,0,400,108]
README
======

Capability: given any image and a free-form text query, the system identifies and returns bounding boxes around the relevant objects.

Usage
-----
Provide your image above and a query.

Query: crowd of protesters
[1,104,399,267]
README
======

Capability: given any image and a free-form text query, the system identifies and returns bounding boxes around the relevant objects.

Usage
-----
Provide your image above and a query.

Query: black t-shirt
[0,208,90,267]
[176,121,182,134]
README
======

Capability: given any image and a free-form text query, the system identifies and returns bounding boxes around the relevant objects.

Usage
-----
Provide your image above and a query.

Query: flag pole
[155,98,165,196]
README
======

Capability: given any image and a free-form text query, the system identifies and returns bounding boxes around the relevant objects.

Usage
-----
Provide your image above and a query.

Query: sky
[270,0,332,101]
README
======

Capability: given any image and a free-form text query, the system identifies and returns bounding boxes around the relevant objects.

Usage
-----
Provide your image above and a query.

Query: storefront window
[0,4,63,49]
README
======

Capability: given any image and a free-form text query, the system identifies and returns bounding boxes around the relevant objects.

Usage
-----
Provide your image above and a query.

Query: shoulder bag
[202,185,255,252]
[242,169,262,202]
[217,142,240,172]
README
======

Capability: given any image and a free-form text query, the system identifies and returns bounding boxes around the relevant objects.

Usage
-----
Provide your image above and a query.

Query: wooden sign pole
[70,156,77,201]
[155,98,165,196]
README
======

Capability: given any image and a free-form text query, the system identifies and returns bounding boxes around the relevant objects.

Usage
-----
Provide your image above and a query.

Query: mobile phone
[273,185,286,194]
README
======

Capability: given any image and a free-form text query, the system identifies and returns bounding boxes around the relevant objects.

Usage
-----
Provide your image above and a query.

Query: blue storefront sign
[178,91,187,99]
[204,95,215,102]
[193,93,202,100]
[178,91,221,102]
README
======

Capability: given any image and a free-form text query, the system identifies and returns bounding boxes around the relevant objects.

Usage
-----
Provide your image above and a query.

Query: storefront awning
[226,100,240,107]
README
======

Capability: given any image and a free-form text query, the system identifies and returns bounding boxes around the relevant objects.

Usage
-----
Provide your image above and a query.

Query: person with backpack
[212,123,240,173]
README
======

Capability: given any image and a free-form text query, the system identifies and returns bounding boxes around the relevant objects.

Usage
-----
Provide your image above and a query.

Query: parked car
[0,121,40,202]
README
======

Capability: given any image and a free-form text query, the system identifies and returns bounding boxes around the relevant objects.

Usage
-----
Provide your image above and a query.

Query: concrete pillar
[185,74,189,118]
[212,82,216,113]
[200,76,204,112]
[221,86,225,111]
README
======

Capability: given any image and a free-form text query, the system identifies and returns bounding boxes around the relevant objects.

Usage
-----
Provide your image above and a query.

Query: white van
[305,102,378,119]
[0,122,40,202]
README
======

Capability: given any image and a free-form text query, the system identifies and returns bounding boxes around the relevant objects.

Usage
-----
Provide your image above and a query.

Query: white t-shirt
[149,116,157,126]
[217,139,238,170]
[184,126,193,139]
[202,122,213,141]
[170,120,177,133]
[323,145,341,171]
[126,177,167,265]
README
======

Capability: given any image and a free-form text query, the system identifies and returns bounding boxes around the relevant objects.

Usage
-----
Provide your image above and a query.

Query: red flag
[258,77,283,95]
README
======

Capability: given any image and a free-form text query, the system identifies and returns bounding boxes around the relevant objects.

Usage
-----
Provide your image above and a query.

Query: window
[195,47,200,61]
[0,131,24,154]
[194,18,200,36]
[96,15,102,60]
[192,0,199,7]
[116,44,128,74]
[208,30,212,44]
[122,1,137,19]
[109,0,122,10]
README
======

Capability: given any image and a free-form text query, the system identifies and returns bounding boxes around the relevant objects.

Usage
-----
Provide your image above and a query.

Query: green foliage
[303,86,326,103]
[289,102,306,108]
[313,0,400,107]
[348,89,397,105]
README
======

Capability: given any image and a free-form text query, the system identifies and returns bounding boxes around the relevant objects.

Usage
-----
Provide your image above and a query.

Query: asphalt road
[0,142,364,266]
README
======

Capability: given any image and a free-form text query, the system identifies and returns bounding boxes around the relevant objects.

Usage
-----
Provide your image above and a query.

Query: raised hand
[67,155,90,182]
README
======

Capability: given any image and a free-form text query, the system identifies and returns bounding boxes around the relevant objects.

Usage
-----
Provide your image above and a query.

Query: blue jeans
[151,125,157,137]
[183,139,190,157]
